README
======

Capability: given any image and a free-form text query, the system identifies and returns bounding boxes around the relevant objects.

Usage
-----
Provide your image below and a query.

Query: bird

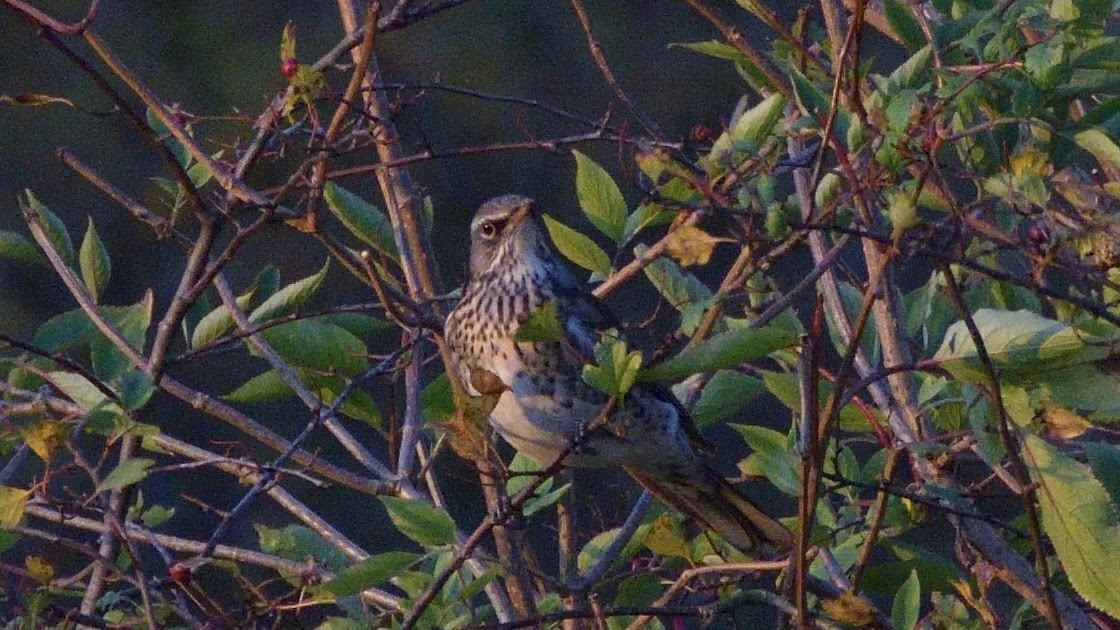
[444,194,793,552]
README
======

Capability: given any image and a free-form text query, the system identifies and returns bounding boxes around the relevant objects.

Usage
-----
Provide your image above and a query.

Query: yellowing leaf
[643,515,691,559]
[0,93,77,108]
[1075,128,1120,170]
[279,22,297,61]
[0,486,31,527]
[26,556,54,584]
[664,225,726,267]
[22,419,68,462]
[820,591,878,626]
[1041,402,1091,440]
[1009,148,1052,179]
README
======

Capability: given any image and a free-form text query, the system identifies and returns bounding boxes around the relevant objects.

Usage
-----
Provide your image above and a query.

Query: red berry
[168,562,191,583]
[1027,223,1049,244]
[281,57,299,79]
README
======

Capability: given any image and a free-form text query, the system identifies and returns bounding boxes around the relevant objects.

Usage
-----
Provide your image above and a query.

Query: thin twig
[569,0,663,141]
[563,491,652,592]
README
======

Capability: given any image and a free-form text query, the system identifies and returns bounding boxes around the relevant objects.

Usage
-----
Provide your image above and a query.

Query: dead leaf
[664,225,727,267]
[1041,402,1091,440]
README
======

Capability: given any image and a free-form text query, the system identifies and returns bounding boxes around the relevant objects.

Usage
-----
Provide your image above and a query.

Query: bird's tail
[625,464,793,552]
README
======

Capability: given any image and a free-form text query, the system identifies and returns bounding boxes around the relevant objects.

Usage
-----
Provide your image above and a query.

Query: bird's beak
[508,201,534,227]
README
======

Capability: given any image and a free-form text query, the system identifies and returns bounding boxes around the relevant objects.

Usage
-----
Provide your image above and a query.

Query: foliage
[3,0,1120,629]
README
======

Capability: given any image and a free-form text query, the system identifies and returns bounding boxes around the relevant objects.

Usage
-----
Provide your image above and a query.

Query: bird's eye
[479,221,498,239]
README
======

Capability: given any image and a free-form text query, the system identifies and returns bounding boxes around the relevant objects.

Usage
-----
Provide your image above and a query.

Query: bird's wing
[552,283,713,455]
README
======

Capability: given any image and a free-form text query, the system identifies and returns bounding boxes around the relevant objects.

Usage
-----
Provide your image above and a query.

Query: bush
[2,1,1120,628]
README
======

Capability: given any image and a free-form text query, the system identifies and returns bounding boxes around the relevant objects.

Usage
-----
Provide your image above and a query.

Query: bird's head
[468,194,552,278]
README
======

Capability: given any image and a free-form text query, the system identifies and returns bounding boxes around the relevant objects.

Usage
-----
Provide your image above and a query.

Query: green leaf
[933,309,1109,382]
[577,523,649,573]
[731,425,800,495]
[883,0,926,52]
[790,67,849,140]
[1025,433,1120,618]
[572,150,628,243]
[615,573,662,612]
[671,40,749,64]
[90,294,153,382]
[692,370,764,428]
[186,155,216,189]
[258,320,367,376]
[315,313,393,337]
[638,245,712,311]
[1075,128,1120,170]
[709,93,786,163]
[323,181,398,258]
[313,620,366,630]
[421,373,454,423]
[19,190,75,267]
[139,504,175,528]
[118,370,154,411]
[582,336,642,397]
[255,524,349,572]
[542,215,611,277]
[506,453,570,517]
[378,497,457,547]
[0,487,30,528]
[622,202,675,242]
[96,458,154,494]
[45,371,118,413]
[891,569,921,630]
[1084,443,1120,508]
[639,323,798,382]
[191,268,269,348]
[225,370,294,403]
[513,301,564,343]
[321,551,420,597]
[224,368,382,426]
[249,261,329,324]
[146,108,189,167]
[0,230,44,265]
[180,294,211,346]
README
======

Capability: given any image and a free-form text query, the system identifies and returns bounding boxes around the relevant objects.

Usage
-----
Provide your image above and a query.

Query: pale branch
[16,505,403,612]
[337,1,519,619]
[24,209,397,494]
[562,490,653,592]
[211,273,403,485]
[2,0,100,34]
[197,338,421,558]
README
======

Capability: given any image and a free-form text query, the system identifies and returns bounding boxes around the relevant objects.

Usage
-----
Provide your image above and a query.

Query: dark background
[1,0,757,331]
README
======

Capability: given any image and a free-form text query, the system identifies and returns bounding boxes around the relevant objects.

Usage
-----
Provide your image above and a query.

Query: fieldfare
[445,194,792,551]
